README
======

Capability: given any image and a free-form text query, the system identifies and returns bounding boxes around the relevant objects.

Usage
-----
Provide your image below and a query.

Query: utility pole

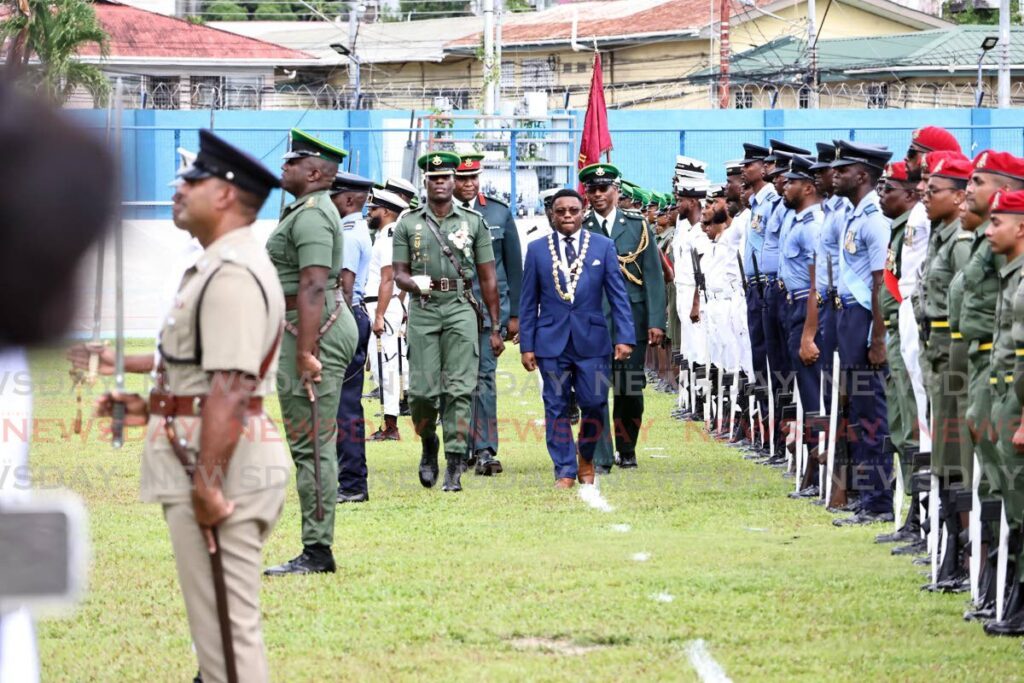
[483,0,496,117]
[999,0,1010,107]
[718,0,730,109]
[348,2,362,109]
[807,0,819,108]
[495,0,503,116]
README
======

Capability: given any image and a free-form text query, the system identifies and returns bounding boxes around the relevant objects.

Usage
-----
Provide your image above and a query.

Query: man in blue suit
[520,189,635,488]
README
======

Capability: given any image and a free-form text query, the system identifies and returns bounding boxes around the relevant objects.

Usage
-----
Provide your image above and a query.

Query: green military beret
[417,151,462,176]
[283,128,348,165]
[579,162,621,187]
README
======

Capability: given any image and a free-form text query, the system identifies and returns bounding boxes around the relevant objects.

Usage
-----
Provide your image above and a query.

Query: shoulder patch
[484,194,508,207]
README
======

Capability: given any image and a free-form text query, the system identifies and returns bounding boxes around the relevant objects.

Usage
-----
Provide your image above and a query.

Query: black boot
[966,538,999,621]
[264,544,336,576]
[924,485,967,592]
[876,493,921,544]
[474,449,503,476]
[985,566,1024,635]
[418,434,440,488]
[443,458,463,492]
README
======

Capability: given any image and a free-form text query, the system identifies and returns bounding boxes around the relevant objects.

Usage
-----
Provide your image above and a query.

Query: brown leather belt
[150,392,264,417]
[430,278,470,293]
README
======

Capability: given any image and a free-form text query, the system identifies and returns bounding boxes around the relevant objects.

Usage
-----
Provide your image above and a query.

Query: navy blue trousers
[837,303,892,514]
[337,305,371,495]
[763,279,792,382]
[537,337,610,480]
[785,297,822,415]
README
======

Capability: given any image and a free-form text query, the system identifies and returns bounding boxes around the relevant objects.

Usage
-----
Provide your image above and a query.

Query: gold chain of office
[547,230,591,301]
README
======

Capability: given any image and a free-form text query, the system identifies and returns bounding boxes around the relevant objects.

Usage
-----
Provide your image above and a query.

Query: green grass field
[26,342,1024,681]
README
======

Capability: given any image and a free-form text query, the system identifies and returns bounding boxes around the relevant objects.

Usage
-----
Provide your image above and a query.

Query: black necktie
[601,218,608,234]
[564,236,577,264]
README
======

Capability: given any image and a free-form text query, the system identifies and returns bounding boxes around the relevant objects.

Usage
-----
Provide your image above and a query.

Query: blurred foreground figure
[0,83,113,683]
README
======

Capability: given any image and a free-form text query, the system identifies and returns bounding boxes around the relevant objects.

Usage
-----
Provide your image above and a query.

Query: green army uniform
[659,221,678,352]
[881,210,917,488]
[267,189,357,549]
[913,221,943,392]
[392,196,495,468]
[990,254,1022,527]
[957,225,1003,489]
[581,165,667,468]
[922,218,973,480]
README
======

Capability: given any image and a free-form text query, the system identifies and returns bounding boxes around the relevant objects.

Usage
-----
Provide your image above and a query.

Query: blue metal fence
[65,108,1024,220]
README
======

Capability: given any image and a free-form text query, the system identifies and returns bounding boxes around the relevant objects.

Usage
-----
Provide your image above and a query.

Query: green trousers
[407,295,479,460]
[967,346,998,495]
[927,335,971,480]
[593,340,648,468]
[277,300,357,548]
[993,384,1024,562]
[885,320,918,489]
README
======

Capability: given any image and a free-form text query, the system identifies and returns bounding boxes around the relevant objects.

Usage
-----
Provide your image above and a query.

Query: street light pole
[976,36,999,108]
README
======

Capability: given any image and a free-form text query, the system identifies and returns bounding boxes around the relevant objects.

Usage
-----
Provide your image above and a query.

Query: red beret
[930,155,974,182]
[883,161,909,182]
[973,150,1024,181]
[923,150,968,175]
[910,126,962,154]
[990,190,1024,214]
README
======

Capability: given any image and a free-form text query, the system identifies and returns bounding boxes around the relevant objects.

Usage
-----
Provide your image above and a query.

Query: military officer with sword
[264,129,358,576]
[94,130,288,682]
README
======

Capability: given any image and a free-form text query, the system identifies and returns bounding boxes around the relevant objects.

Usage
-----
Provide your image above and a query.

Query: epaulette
[459,204,484,218]
[304,196,317,208]
[863,204,878,215]
[387,227,394,238]
[483,194,508,208]
[622,209,644,219]
[957,232,973,241]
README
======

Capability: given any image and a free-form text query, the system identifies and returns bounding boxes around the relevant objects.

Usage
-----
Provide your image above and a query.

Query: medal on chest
[845,228,857,254]
[751,214,763,234]
[413,224,422,259]
[886,248,896,272]
[904,224,914,246]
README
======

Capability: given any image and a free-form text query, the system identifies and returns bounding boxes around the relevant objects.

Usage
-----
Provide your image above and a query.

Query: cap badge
[933,160,945,174]
[977,152,989,169]
[432,155,442,166]
[595,167,606,177]
[912,129,921,140]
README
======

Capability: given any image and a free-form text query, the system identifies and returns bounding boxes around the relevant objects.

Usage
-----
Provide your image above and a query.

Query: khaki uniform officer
[99,130,289,683]
[264,129,358,576]
[392,151,504,492]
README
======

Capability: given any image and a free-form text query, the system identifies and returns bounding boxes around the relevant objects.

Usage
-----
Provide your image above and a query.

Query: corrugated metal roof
[695,26,1024,82]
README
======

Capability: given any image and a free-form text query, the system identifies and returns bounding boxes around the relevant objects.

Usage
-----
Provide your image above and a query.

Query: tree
[397,0,471,20]
[204,0,248,19]
[1,0,109,104]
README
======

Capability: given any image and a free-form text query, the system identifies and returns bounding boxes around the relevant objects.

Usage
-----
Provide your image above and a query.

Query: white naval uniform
[365,222,408,418]
[673,218,711,366]
[704,218,751,374]
[898,201,932,451]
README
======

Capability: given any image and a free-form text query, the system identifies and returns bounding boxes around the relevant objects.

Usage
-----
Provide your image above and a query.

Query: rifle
[752,252,766,303]
[826,258,839,311]
[737,251,747,294]
[691,248,707,303]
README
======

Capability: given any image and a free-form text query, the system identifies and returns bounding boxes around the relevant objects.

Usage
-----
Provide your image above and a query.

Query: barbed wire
[65,78,1024,112]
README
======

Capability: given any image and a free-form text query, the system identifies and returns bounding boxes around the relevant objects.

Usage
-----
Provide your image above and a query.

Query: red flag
[578,51,612,189]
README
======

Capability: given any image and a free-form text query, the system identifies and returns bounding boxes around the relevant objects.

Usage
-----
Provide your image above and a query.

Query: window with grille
[191,76,222,109]
[146,76,179,110]
[799,86,810,109]
[867,83,889,109]
[734,90,753,109]
[500,61,515,88]
[522,58,555,87]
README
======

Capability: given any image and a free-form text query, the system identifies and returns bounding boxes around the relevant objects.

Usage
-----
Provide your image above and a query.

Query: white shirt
[595,207,617,236]
[673,218,711,286]
[365,221,396,300]
[557,230,583,267]
[898,201,931,299]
